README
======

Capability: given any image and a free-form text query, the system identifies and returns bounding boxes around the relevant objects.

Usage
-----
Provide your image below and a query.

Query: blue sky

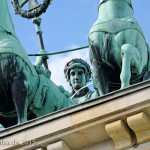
[7,0,150,91]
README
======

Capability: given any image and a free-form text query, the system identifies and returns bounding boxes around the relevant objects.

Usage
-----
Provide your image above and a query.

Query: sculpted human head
[64,59,91,91]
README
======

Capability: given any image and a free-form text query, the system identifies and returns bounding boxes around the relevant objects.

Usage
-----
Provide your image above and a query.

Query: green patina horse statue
[89,0,150,95]
[0,0,73,128]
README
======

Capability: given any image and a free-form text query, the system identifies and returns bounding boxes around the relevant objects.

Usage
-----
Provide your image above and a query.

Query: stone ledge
[0,80,150,150]
[1,80,150,138]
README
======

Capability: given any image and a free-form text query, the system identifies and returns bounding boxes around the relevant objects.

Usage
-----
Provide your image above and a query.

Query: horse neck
[0,0,16,35]
[98,0,134,22]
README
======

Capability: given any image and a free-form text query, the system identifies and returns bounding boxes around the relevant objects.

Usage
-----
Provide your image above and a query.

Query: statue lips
[74,80,81,87]
[74,79,80,84]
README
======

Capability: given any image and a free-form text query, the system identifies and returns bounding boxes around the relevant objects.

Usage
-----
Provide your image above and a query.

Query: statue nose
[74,73,79,79]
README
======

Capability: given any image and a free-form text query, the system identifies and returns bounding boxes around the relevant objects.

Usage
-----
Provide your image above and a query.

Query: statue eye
[70,72,75,76]
[78,71,83,75]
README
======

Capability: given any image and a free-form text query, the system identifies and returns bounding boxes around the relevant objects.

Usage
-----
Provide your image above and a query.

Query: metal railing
[28,45,89,56]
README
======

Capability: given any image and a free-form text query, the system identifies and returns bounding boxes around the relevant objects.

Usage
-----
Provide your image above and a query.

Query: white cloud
[47,46,90,92]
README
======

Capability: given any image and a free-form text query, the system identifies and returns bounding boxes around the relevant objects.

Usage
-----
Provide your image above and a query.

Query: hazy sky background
[8,0,150,91]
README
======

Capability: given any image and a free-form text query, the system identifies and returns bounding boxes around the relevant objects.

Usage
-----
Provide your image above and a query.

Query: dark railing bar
[28,45,89,56]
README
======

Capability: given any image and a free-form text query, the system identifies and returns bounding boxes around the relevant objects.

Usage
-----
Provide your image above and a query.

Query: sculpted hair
[64,58,91,83]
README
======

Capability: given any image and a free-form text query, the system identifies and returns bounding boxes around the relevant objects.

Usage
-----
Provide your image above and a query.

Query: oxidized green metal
[0,0,73,128]
[32,17,49,69]
[35,54,98,104]
[12,0,51,68]
[28,46,89,56]
[64,58,96,104]
[28,0,39,11]
[0,0,97,128]
[11,0,52,18]
[89,0,150,96]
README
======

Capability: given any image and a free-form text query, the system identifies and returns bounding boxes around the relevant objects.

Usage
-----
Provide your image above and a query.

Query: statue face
[70,68,87,90]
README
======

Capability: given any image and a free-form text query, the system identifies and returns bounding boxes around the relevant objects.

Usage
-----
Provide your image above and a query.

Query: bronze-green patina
[0,0,74,128]
[11,0,52,19]
[0,0,97,128]
[32,17,49,69]
[89,0,150,96]
[36,54,98,104]
[64,58,98,104]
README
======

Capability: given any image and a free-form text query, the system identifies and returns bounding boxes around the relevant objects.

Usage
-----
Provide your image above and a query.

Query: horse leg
[0,84,17,127]
[92,62,109,95]
[120,44,140,89]
[11,77,28,124]
[89,44,109,96]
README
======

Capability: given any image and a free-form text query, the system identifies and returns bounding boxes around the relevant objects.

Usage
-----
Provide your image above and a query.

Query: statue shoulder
[90,91,99,99]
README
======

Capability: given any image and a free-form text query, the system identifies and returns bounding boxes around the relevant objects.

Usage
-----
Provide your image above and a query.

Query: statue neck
[72,87,90,98]
[98,0,134,22]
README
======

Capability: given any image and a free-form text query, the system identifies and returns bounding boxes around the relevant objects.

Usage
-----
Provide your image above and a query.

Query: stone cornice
[0,80,150,150]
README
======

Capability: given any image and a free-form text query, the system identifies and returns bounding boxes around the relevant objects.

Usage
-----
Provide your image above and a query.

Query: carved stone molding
[1,81,150,150]
[127,112,150,143]
[105,120,133,149]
